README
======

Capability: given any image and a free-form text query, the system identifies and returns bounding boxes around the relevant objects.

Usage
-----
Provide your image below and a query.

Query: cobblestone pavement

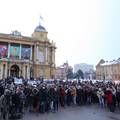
[21,105,120,120]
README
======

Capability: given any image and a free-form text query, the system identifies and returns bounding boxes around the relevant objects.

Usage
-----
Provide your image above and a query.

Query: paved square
[21,105,120,120]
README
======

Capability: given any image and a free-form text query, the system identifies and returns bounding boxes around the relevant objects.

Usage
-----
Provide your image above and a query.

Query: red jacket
[60,88,66,97]
[106,94,113,103]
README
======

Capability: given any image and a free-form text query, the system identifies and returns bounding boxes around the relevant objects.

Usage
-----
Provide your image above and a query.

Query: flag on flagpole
[40,16,43,21]
[39,15,43,25]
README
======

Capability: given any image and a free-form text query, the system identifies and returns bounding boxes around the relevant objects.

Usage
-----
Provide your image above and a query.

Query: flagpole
[39,15,43,26]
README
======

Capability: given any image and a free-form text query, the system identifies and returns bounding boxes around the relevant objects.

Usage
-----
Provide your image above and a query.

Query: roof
[100,58,120,66]
[34,25,47,32]
[0,32,33,41]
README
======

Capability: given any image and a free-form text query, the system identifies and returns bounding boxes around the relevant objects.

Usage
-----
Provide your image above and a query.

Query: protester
[0,89,11,120]
[71,86,77,105]
[97,88,105,108]
[105,89,114,112]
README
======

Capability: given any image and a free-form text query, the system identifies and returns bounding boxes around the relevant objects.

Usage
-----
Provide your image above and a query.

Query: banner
[10,46,20,59]
[14,77,23,84]
[21,46,31,59]
[0,45,8,58]
[37,46,45,63]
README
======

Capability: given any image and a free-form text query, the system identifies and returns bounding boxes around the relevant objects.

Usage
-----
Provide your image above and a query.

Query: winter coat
[60,88,66,97]
[97,90,104,98]
[106,93,113,104]
[71,87,77,97]
[0,95,10,113]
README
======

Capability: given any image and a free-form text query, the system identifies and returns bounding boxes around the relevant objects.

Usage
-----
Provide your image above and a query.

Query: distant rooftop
[100,58,120,66]
[11,30,21,36]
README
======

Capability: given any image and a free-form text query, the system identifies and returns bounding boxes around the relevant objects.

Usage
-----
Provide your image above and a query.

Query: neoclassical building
[96,58,120,81]
[0,24,56,80]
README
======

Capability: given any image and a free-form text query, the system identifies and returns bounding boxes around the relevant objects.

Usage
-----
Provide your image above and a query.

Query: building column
[51,48,53,64]
[47,48,50,63]
[30,66,33,79]
[53,49,55,65]
[30,46,32,60]
[36,45,39,61]
[25,64,30,79]
[27,66,30,79]
[21,64,25,79]
[9,69,10,76]
[8,62,10,76]
[34,46,36,62]
[51,47,55,66]
[8,43,11,58]
[19,44,22,59]
[2,64,6,79]
[0,64,2,79]
[25,65,27,79]
[1,64,3,79]
[45,47,48,64]
[34,44,38,62]
[20,63,22,77]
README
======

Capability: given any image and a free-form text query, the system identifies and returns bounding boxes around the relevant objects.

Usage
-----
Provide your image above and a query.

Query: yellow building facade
[96,59,120,81]
[0,24,56,80]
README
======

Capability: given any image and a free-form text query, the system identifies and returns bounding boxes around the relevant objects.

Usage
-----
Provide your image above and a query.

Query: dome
[34,25,46,32]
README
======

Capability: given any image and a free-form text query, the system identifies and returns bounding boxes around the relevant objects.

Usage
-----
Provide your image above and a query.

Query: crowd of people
[0,77,120,120]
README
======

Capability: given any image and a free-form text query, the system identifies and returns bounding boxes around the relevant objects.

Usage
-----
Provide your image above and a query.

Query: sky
[0,0,120,68]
